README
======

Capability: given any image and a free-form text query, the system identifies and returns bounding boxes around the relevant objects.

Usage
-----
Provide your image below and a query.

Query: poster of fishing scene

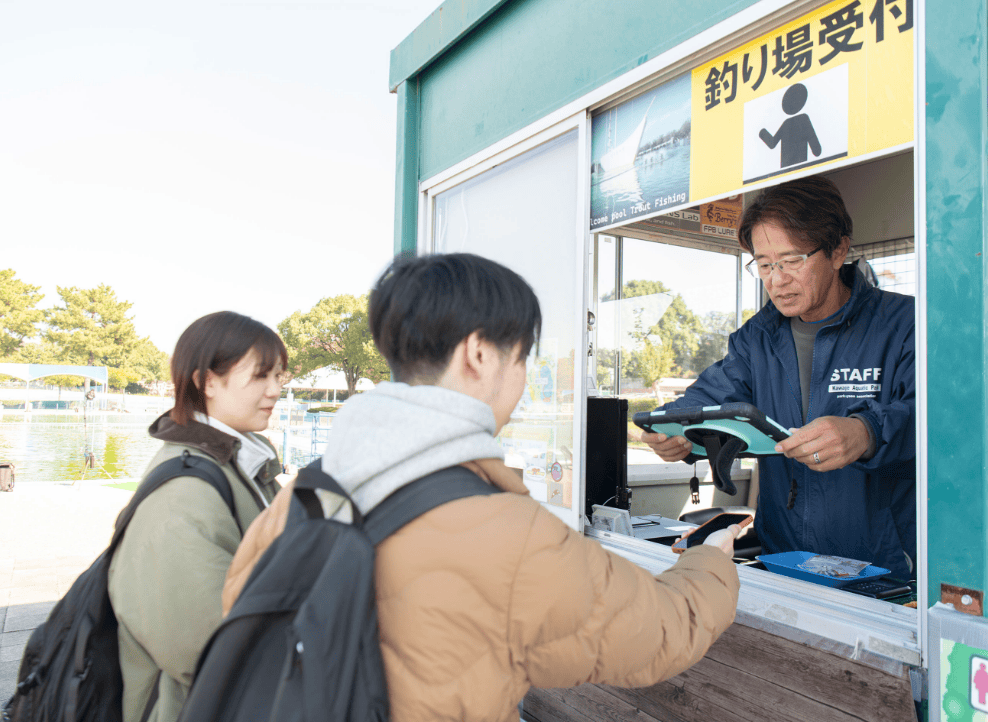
[590,73,691,231]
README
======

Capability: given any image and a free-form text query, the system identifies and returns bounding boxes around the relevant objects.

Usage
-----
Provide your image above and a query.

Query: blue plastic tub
[755,551,890,588]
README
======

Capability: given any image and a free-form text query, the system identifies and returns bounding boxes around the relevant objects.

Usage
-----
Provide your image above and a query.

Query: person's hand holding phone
[672,513,752,557]
[701,525,741,557]
[674,524,741,557]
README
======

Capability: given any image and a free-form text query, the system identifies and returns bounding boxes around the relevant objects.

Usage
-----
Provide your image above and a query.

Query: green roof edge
[389,0,513,92]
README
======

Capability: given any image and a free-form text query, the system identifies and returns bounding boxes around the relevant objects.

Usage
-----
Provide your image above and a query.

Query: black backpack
[3,452,240,722]
[176,460,500,722]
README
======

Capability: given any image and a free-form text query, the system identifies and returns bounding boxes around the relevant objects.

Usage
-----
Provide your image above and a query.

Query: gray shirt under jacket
[789,306,876,459]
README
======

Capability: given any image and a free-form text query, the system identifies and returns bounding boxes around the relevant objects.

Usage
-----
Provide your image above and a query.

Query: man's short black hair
[369,253,542,383]
[738,175,853,258]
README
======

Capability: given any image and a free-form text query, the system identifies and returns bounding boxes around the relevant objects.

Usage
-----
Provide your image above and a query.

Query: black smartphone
[671,512,753,553]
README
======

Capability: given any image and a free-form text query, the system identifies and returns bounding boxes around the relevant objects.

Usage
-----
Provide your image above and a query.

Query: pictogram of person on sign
[975,662,988,706]
[758,83,822,169]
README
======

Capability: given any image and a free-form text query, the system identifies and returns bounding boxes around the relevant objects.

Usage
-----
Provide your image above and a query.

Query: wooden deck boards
[523,620,916,722]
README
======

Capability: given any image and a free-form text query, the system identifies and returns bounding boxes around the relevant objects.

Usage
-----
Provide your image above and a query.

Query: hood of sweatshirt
[320,381,512,516]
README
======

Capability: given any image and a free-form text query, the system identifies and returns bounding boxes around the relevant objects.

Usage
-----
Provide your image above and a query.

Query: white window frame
[419,112,591,532]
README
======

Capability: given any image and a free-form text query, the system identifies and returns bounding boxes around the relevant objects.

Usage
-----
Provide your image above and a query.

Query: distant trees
[128,338,170,389]
[599,278,755,396]
[691,309,757,375]
[639,119,691,154]
[602,279,704,393]
[624,339,675,396]
[0,270,45,358]
[46,285,140,388]
[654,297,706,377]
[2,265,762,400]
[278,294,389,396]
[0,271,169,392]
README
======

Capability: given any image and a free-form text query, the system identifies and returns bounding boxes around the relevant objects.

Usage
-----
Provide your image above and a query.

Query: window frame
[592,232,749,396]
[420,112,591,532]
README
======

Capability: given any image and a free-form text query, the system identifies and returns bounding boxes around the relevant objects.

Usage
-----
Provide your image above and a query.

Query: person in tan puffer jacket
[224,253,741,722]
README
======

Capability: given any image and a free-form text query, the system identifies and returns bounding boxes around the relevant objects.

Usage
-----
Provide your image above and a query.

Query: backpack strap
[293,461,500,545]
[363,466,499,545]
[110,451,240,551]
[294,460,364,526]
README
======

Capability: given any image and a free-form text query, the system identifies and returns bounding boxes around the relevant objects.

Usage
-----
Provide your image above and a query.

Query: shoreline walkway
[0,481,135,703]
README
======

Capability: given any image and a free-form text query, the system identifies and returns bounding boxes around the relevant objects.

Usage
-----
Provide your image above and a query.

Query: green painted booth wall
[413,0,762,181]
[391,0,761,255]
[924,0,988,611]
[391,0,988,610]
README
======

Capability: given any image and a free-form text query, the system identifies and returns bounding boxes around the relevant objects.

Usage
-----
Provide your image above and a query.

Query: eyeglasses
[745,248,821,279]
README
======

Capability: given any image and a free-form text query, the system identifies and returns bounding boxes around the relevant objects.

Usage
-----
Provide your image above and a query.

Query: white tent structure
[0,362,109,410]
[286,367,375,402]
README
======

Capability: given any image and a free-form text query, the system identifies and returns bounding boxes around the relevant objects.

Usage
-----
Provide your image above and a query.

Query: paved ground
[1,478,536,719]
[0,481,135,704]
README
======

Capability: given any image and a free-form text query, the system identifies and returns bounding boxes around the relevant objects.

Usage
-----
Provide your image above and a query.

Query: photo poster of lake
[590,73,691,232]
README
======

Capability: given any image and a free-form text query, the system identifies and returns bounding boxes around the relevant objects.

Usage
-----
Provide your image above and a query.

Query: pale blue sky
[1,1,439,353]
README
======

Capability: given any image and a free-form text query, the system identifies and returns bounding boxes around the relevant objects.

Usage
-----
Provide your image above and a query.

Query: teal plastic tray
[756,551,890,588]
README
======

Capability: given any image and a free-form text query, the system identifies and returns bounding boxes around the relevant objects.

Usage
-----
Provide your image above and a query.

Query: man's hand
[774,416,871,472]
[640,431,693,462]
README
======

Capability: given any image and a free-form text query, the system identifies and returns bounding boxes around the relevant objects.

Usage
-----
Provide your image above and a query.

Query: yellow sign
[690,0,913,201]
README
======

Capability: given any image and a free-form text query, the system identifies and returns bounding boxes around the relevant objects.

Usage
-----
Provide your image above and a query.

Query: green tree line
[599,278,756,396]
[278,281,756,400]
[0,268,388,397]
[278,293,389,396]
[0,269,169,392]
[2,267,754,401]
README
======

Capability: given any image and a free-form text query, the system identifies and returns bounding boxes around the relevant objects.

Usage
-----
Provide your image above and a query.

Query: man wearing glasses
[642,175,916,578]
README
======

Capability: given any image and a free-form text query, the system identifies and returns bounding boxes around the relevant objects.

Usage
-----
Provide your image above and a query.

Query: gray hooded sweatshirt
[319,381,505,517]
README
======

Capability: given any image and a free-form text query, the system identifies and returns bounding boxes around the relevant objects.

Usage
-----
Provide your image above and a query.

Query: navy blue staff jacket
[660,266,916,577]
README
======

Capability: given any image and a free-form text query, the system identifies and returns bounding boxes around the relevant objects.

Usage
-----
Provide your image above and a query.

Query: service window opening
[589,150,916,607]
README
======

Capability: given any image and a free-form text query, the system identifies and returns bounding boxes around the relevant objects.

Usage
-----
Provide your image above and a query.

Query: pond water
[0,410,333,482]
[0,414,162,482]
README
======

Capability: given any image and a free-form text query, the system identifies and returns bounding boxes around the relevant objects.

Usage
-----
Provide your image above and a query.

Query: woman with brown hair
[107,311,286,722]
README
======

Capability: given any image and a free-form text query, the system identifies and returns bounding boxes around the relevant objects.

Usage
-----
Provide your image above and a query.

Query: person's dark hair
[369,253,542,383]
[171,311,287,425]
[738,176,852,258]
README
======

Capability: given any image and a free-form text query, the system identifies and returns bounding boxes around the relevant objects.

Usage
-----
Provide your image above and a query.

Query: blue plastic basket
[755,551,890,588]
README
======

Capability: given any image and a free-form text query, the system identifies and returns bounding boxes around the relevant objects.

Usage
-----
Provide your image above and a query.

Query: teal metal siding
[925,0,988,607]
[415,0,760,181]
[392,0,759,251]
[394,81,420,255]
[389,0,512,92]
